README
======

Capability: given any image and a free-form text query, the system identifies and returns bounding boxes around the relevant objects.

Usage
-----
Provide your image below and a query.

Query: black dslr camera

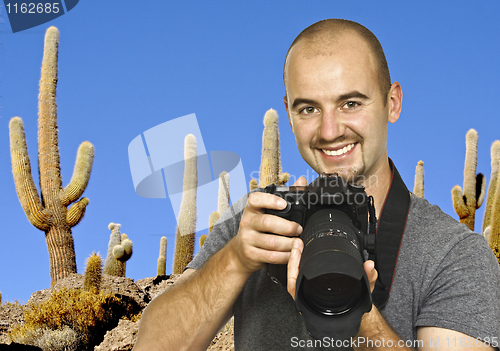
[264,173,377,340]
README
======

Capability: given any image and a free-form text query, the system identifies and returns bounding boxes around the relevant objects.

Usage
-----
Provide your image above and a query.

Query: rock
[135,274,182,300]
[27,273,149,309]
[0,303,24,344]
[94,320,139,351]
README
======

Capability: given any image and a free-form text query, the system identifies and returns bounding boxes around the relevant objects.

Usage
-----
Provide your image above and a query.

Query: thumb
[292,176,307,187]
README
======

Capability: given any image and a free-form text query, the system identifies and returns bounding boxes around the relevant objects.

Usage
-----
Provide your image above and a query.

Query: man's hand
[227,178,304,275]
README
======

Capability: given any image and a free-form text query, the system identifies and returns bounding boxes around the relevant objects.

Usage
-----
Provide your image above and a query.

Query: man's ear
[388,82,403,124]
[284,95,294,132]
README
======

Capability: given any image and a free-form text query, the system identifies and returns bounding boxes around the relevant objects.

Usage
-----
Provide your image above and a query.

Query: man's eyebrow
[291,98,317,110]
[338,91,370,101]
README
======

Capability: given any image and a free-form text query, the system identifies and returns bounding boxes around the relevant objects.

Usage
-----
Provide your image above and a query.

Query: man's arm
[133,191,303,351]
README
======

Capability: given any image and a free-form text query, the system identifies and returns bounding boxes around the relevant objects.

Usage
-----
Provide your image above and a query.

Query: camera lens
[299,273,364,315]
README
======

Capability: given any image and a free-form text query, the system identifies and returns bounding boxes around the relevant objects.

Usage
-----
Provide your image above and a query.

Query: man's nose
[317,109,345,142]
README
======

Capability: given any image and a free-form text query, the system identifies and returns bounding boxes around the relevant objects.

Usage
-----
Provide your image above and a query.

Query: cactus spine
[483,141,500,233]
[258,109,289,188]
[83,252,102,293]
[413,160,424,198]
[172,134,198,274]
[451,129,486,231]
[157,236,167,276]
[104,223,133,277]
[8,26,94,283]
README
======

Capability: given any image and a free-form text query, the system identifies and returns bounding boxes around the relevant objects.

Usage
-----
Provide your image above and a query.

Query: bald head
[284,19,391,104]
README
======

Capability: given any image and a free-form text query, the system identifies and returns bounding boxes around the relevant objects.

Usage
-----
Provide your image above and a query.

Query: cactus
[451,129,486,231]
[208,211,221,234]
[218,171,230,215]
[103,223,133,277]
[83,252,102,293]
[486,180,500,263]
[157,236,167,276]
[413,160,424,198]
[258,109,289,188]
[200,234,207,247]
[249,178,258,191]
[172,134,198,274]
[8,27,94,284]
[483,141,500,233]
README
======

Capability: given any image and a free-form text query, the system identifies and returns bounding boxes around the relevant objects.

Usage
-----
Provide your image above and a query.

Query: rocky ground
[0,274,234,351]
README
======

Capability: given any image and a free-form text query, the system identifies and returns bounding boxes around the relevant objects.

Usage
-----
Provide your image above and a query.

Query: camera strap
[369,159,411,309]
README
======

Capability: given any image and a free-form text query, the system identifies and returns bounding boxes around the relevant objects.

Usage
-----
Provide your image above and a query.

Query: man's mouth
[321,143,356,156]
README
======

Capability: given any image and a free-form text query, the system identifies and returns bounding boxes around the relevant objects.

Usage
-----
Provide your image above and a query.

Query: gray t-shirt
[187,192,500,350]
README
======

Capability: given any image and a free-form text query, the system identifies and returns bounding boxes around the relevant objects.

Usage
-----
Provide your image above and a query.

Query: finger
[287,239,303,299]
[245,213,302,238]
[292,176,308,187]
[246,192,288,213]
[363,260,378,293]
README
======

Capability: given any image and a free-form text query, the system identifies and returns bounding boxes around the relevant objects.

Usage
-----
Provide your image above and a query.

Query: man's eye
[343,101,359,109]
[301,106,318,114]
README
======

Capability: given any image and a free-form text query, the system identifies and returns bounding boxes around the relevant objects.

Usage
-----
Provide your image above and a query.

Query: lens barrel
[295,209,372,339]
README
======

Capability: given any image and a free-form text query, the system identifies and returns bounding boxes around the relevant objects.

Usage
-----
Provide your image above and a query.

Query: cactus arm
[413,160,424,198]
[9,117,51,230]
[483,141,500,232]
[476,173,486,208]
[60,141,95,206]
[452,185,468,220]
[486,176,500,263]
[66,197,89,227]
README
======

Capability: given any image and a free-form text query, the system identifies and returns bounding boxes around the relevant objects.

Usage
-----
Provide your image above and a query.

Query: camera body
[264,173,376,340]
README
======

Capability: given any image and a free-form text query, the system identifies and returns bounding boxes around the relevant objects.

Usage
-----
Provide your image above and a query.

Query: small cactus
[103,223,133,277]
[413,160,424,198]
[249,179,258,191]
[209,212,220,234]
[452,129,486,231]
[200,234,207,247]
[83,252,102,293]
[157,236,167,276]
[172,134,198,274]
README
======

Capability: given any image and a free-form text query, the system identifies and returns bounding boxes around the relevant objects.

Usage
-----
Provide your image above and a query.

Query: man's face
[284,33,401,184]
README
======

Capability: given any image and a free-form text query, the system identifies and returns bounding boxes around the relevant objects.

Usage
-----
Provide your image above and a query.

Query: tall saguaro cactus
[172,134,198,274]
[258,109,289,188]
[9,26,94,284]
[452,129,485,231]
[483,141,500,233]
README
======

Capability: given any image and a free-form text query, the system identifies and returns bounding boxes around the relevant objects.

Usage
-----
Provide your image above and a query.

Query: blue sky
[1,1,499,303]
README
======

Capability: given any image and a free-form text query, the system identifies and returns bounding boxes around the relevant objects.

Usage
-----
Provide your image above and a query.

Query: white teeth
[322,143,354,156]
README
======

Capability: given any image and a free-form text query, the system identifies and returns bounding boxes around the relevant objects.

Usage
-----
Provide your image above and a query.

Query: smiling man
[134,19,500,351]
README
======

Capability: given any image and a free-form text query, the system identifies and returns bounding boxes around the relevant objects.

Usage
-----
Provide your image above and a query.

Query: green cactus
[104,223,133,277]
[483,141,500,233]
[84,252,102,293]
[157,236,167,276]
[452,129,486,231]
[172,134,198,274]
[413,160,424,198]
[8,26,94,284]
[258,109,289,188]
